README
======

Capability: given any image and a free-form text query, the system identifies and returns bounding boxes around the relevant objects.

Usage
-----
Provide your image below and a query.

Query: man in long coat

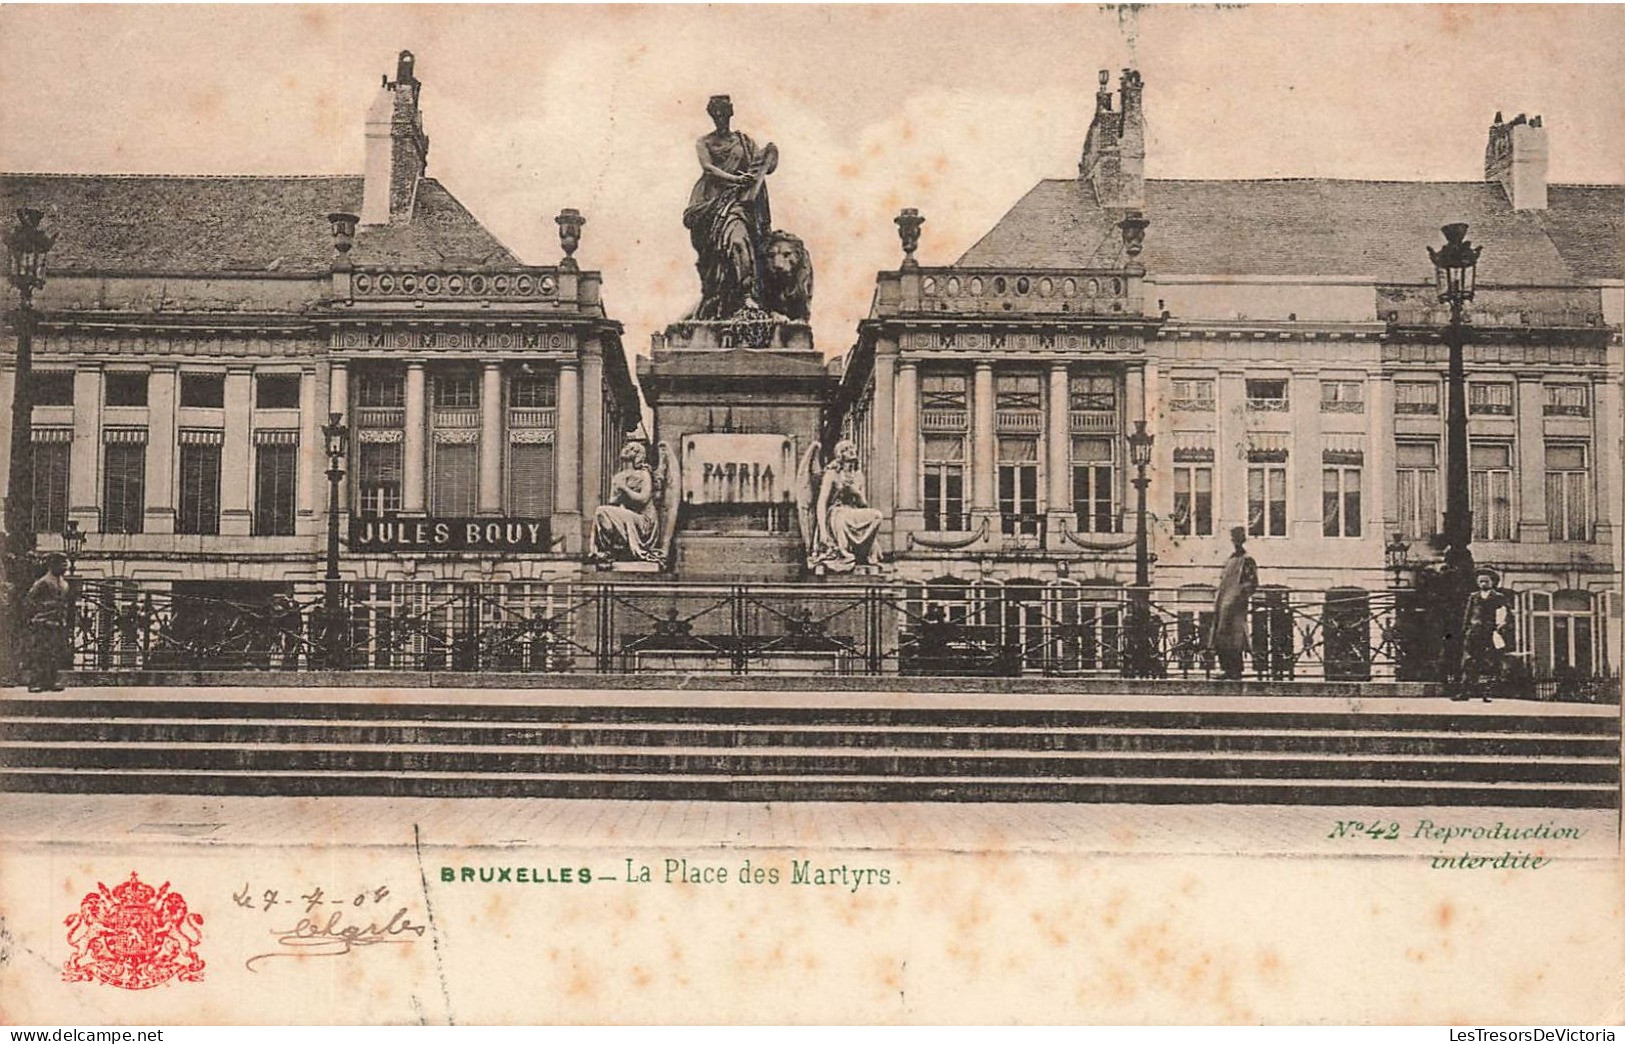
[1211,526,1258,680]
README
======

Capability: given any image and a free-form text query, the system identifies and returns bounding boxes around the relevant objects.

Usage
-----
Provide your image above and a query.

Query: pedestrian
[22,552,73,692]
[1210,525,1258,681]
[1458,566,1513,702]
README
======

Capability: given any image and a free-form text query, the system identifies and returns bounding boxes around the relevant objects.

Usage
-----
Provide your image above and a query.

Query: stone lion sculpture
[760,229,813,322]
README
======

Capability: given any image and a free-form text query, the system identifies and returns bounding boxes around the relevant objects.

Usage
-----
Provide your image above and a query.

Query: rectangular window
[508,442,555,518]
[997,436,1039,536]
[1468,382,1514,416]
[1170,377,1215,411]
[1070,435,1116,533]
[1544,384,1589,417]
[994,374,1042,412]
[254,443,298,536]
[356,371,405,408]
[1545,443,1590,543]
[510,373,556,408]
[102,443,146,534]
[105,372,149,407]
[358,441,403,515]
[1394,381,1439,415]
[1245,378,1288,411]
[1069,374,1116,413]
[1469,443,1514,541]
[255,374,301,410]
[1320,380,1365,413]
[1173,464,1213,537]
[433,442,478,515]
[176,442,222,536]
[1396,441,1439,541]
[1322,466,1362,538]
[921,374,968,411]
[31,372,74,406]
[922,434,966,532]
[434,372,479,409]
[180,373,225,408]
[30,440,70,534]
[1247,461,1288,537]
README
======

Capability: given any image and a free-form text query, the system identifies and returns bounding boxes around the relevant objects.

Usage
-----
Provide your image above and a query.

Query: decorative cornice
[906,518,989,551]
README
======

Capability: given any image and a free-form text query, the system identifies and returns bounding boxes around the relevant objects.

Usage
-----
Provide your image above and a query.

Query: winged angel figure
[590,440,680,566]
[796,440,883,572]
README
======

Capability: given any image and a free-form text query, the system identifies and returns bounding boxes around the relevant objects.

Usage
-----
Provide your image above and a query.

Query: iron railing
[58,577,1566,685]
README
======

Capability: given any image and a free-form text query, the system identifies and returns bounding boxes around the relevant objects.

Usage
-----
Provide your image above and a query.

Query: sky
[1,4,1621,359]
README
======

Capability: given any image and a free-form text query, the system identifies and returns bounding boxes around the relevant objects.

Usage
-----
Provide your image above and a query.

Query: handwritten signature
[245,907,426,972]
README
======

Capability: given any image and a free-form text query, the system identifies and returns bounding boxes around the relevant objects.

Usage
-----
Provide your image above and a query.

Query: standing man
[22,552,73,692]
[1210,525,1258,681]
[1458,566,1513,702]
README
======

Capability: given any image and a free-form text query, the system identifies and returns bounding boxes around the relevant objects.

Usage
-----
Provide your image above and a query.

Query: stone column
[895,359,920,514]
[1288,371,1322,544]
[1370,373,1396,537]
[1516,373,1547,543]
[298,367,320,531]
[1216,370,1247,534]
[403,362,427,514]
[1593,375,1617,547]
[869,340,897,523]
[972,362,995,514]
[143,365,177,534]
[580,339,605,527]
[328,360,349,417]
[220,368,253,536]
[554,362,581,551]
[1045,364,1070,537]
[68,367,101,534]
[479,362,504,514]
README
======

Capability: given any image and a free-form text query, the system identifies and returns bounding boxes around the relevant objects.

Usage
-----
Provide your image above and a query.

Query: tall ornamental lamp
[1123,420,1159,678]
[1427,223,1482,684]
[4,208,55,683]
[321,411,349,669]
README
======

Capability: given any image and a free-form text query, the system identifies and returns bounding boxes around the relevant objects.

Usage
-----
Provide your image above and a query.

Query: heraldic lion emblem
[760,229,814,322]
[63,871,205,989]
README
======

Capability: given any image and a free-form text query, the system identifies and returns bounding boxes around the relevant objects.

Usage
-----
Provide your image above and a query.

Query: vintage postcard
[0,3,1621,1025]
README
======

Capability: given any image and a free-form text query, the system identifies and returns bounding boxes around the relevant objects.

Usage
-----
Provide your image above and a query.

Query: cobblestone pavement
[1,793,1615,859]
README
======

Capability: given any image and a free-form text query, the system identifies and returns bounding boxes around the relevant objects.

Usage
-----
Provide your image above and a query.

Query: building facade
[0,52,640,628]
[832,71,1622,680]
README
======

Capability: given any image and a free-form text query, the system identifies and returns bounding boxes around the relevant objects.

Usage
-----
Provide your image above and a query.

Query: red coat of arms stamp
[63,872,205,989]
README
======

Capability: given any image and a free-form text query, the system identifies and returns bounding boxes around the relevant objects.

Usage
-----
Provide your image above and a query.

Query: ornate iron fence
[60,576,1467,682]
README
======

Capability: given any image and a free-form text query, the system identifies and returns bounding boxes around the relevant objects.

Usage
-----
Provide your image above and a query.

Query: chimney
[1078,69,1145,211]
[1484,111,1548,211]
[361,50,431,226]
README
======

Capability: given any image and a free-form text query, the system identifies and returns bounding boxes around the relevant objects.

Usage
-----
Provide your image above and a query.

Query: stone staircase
[0,690,1616,807]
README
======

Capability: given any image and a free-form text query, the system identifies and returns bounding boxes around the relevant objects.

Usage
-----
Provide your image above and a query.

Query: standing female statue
[684,94,778,320]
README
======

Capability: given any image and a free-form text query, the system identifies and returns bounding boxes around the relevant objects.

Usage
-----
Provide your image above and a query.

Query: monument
[632,95,839,582]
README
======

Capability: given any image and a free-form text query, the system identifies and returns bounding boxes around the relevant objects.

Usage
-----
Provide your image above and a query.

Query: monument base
[656,318,814,354]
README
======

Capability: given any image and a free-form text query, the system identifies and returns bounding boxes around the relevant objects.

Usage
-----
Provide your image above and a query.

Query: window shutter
[433,443,479,515]
[509,442,555,518]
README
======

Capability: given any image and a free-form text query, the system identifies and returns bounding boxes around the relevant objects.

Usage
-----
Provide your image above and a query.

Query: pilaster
[1515,374,1547,543]
[68,367,101,533]
[479,362,504,514]
[403,362,427,514]
[220,368,253,536]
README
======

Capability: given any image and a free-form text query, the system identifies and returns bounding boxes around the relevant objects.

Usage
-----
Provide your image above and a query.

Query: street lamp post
[1124,420,1159,678]
[1427,223,1482,685]
[4,208,55,683]
[60,519,85,575]
[321,411,349,669]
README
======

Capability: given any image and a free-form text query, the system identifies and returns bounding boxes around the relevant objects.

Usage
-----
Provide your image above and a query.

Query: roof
[957,178,1624,285]
[0,174,518,275]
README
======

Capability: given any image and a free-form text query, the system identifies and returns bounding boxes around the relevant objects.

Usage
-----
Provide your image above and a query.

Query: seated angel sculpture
[590,441,671,565]
[802,439,883,572]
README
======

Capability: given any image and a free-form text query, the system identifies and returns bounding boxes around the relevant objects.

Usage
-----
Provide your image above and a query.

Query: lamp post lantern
[1384,533,1411,589]
[4,207,55,683]
[1124,420,1159,678]
[321,411,349,668]
[1427,222,1482,684]
[60,519,85,575]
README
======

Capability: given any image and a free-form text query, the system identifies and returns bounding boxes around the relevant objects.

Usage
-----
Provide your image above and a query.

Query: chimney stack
[1485,111,1547,211]
[361,50,431,226]
[1079,69,1146,211]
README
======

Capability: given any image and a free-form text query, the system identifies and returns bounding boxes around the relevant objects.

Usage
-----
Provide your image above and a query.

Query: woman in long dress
[814,440,883,572]
[591,442,662,564]
[684,94,775,320]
